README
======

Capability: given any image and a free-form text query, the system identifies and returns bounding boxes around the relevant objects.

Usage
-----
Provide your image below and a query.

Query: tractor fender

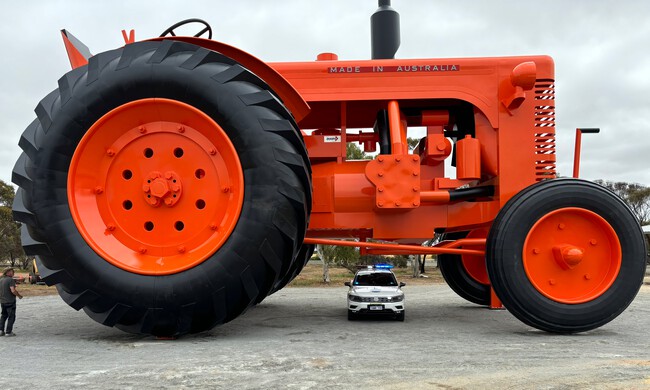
[149,37,311,122]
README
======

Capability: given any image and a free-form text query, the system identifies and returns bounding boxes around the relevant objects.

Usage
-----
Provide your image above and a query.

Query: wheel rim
[523,207,621,304]
[461,228,490,285]
[68,98,244,275]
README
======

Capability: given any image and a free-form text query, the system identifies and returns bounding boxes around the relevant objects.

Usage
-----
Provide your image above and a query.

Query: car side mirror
[399,282,406,287]
[344,281,351,287]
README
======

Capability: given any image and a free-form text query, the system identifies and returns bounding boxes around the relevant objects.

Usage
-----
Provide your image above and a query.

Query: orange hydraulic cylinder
[311,161,375,213]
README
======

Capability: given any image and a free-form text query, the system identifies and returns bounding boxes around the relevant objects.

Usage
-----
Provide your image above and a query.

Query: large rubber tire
[12,40,311,337]
[486,178,646,333]
[269,244,315,295]
[438,232,491,306]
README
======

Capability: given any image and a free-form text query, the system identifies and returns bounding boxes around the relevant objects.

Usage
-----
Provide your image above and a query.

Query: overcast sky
[1,0,649,187]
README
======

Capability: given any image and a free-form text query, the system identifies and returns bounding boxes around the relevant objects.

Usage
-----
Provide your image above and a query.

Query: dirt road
[1,284,649,389]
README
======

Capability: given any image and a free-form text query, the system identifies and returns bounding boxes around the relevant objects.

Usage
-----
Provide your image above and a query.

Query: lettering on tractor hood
[328,64,460,73]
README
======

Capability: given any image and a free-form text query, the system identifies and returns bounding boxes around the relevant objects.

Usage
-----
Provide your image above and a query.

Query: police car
[344,264,406,321]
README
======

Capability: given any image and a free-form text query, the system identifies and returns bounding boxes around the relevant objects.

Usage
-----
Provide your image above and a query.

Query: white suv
[345,265,406,321]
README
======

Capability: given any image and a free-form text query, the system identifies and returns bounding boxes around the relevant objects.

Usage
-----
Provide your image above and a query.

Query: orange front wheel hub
[68,98,244,275]
[523,207,622,304]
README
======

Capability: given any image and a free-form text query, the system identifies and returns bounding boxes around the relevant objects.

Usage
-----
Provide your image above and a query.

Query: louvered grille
[534,79,556,181]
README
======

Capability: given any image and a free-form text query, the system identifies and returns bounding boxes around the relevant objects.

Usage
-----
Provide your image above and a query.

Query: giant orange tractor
[13,2,646,336]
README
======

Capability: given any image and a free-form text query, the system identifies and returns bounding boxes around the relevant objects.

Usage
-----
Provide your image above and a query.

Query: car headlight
[391,295,404,302]
[348,294,362,302]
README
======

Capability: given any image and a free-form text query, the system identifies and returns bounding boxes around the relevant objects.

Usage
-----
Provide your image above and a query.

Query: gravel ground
[1,284,649,389]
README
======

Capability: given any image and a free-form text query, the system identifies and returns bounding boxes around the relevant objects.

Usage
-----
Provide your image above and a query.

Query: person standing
[1,267,23,337]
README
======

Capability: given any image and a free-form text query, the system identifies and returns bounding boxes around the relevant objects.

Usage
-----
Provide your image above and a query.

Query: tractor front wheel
[486,179,646,333]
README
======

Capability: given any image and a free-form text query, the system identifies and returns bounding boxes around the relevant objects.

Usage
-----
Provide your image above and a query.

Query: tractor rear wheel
[438,231,491,306]
[486,178,646,333]
[269,244,315,295]
[12,40,311,337]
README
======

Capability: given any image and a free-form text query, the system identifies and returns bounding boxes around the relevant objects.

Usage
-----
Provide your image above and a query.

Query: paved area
[1,284,649,389]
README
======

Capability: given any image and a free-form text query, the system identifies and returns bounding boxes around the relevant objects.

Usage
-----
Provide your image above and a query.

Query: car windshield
[354,272,397,286]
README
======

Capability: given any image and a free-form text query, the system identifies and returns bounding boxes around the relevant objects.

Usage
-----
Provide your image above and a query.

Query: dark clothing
[1,302,16,333]
[0,276,16,304]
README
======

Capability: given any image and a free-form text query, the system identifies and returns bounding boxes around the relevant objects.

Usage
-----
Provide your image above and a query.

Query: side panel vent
[534,79,556,181]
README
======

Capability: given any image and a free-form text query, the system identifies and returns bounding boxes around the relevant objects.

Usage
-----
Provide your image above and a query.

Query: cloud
[1,0,649,186]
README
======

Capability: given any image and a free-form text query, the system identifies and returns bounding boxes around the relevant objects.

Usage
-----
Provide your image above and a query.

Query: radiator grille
[534,79,556,181]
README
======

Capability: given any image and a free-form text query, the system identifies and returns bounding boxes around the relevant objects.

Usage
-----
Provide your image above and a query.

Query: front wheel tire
[487,179,646,333]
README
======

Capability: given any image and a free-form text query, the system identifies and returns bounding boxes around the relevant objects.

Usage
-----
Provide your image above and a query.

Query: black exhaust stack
[371,0,400,59]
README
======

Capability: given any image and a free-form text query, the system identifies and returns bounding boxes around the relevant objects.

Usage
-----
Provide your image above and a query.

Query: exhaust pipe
[371,0,401,59]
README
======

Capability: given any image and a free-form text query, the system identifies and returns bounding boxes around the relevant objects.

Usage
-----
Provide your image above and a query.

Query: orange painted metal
[573,128,600,178]
[459,229,490,285]
[147,37,311,122]
[121,29,136,44]
[61,30,89,69]
[68,98,244,275]
[303,238,485,257]
[365,154,420,209]
[271,54,554,246]
[522,207,621,304]
[456,135,481,180]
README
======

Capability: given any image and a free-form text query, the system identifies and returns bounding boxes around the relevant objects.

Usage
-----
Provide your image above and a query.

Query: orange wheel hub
[461,228,489,285]
[523,207,621,304]
[68,99,244,275]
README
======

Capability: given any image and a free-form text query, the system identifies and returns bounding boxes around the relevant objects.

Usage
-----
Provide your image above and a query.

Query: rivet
[395,157,401,163]
[590,239,597,246]
[412,187,419,192]
[106,224,116,232]
[412,156,418,162]
[139,126,147,134]
[178,246,186,253]
[106,149,116,157]
[378,187,384,193]
[412,171,419,176]
[177,125,185,133]
[378,157,384,163]
[533,248,540,254]
[413,202,419,206]
[548,279,556,285]
[222,187,230,193]
[378,172,384,177]
[558,223,566,230]
[94,186,104,195]
[395,202,401,207]
[378,201,384,207]
[209,148,217,156]
[584,273,592,280]
[210,223,218,230]
[139,247,147,254]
